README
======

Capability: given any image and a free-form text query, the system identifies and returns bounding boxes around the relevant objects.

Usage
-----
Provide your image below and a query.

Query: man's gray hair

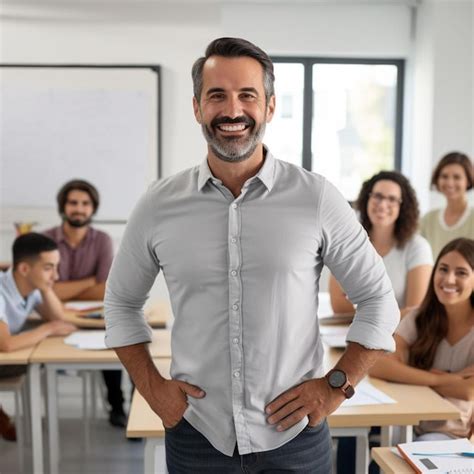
[191,37,275,104]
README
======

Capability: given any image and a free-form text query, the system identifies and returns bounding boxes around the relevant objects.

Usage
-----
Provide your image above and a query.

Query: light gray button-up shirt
[105,150,399,456]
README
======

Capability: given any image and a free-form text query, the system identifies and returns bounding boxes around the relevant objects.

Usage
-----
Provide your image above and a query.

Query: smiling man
[44,180,126,428]
[105,38,400,473]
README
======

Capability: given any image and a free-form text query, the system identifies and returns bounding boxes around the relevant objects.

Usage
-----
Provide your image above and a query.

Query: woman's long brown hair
[409,238,474,370]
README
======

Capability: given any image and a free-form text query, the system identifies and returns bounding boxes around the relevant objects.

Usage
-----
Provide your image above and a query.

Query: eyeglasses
[368,192,402,206]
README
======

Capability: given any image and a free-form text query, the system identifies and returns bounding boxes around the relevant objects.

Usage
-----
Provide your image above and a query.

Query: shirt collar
[58,224,94,246]
[4,269,29,308]
[197,145,276,193]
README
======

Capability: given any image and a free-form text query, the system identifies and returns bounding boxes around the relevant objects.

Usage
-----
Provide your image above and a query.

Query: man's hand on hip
[148,375,206,429]
[265,378,344,431]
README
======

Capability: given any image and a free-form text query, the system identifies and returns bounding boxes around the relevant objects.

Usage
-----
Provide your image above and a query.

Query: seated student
[330,171,433,318]
[0,233,76,441]
[420,152,473,260]
[370,237,474,441]
[44,179,126,428]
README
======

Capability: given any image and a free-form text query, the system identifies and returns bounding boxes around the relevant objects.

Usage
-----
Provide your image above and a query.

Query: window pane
[312,64,398,201]
[265,63,304,167]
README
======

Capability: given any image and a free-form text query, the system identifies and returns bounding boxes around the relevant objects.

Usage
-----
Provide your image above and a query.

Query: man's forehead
[201,55,265,89]
[37,250,60,265]
[67,190,92,201]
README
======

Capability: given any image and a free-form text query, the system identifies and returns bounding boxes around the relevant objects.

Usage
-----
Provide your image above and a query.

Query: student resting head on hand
[0,233,76,441]
[370,237,474,441]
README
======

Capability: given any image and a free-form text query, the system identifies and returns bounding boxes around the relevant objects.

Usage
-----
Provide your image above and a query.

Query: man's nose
[223,96,243,119]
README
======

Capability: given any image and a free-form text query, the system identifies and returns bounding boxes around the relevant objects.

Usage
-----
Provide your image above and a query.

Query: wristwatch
[325,369,355,399]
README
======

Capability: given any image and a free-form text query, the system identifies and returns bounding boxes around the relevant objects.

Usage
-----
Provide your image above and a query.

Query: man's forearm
[54,278,96,301]
[75,282,106,301]
[333,342,383,387]
[114,342,164,399]
[38,288,64,321]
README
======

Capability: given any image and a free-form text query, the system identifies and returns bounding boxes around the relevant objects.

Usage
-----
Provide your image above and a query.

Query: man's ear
[266,95,276,123]
[16,261,31,277]
[193,96,202,124]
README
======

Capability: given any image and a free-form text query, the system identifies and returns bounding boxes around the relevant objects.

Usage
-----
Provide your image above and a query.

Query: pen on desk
[412,451,474,458]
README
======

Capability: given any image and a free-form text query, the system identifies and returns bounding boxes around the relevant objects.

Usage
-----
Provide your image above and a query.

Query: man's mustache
[211,116,255,128]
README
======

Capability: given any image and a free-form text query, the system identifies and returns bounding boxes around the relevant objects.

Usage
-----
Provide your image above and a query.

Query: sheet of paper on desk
[341,380,396,407]
[65,301,103,312]
[64,330,107,350]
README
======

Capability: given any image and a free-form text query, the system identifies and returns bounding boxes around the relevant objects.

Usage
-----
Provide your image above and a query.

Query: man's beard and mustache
[202,115,266,163]
[63,213,92,228]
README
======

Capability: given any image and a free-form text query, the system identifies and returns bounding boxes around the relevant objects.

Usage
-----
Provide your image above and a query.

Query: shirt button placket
[228,200,247,450]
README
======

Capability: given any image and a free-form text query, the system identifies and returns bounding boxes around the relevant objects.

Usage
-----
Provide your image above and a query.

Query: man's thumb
[182,382,206,398]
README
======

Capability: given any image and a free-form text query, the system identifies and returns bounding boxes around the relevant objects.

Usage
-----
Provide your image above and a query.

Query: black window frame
[271,57,405,172]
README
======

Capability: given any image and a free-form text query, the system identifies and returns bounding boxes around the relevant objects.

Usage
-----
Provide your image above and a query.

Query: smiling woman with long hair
[370,237,474,441]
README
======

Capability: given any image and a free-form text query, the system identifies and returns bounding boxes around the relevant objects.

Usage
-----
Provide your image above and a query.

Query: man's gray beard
[202,122,266,163]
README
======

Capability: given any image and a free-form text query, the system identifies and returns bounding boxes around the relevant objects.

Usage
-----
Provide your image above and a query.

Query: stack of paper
[341,380,396,407]
[65,301,103,312]
[64,330,107,350]
[397,438,474,473]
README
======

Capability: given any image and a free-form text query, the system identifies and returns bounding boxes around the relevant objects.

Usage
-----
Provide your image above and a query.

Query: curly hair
[356,171,419,248]
[409,238,474,370]
[431,151,473,191]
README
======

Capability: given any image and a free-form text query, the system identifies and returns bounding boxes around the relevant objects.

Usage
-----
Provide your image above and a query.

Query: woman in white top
[330,171,433,317]
[370,237,474,441]
[420,152,474,260]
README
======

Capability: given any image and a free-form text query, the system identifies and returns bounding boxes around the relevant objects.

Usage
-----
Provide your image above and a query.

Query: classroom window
[267,58,404,201]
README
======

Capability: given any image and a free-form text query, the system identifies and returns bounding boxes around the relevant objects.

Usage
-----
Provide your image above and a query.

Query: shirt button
[231,238,237,244]
[232,338,239,344]
[230,270,237,276]
[233,371,240,378]
[232,304,239,311]
[231,203,238,209]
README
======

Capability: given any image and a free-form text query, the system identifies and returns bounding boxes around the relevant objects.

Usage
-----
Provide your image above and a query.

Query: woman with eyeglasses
[329,171,433,318]
[369,237,474,442]
[420,152,473,260]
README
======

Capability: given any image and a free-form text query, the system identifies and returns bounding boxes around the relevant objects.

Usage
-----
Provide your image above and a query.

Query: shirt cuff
[104,315,153,348]
[346,320,397,352]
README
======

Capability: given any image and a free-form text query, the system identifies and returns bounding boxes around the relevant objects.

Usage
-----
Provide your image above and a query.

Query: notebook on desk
[397,438,474,473]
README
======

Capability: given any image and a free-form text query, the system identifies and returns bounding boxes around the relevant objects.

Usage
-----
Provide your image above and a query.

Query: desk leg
[381,426,392,446]
[46,366,59,474]
[399,425,413,443]
[29,363,43,474]
[355,433,369,474]
[144,438,166,474]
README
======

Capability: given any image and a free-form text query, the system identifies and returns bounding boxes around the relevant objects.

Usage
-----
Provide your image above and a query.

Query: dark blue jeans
[165,418,332,473]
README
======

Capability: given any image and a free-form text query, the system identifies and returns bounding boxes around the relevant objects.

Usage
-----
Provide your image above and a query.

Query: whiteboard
[0,65,160,221]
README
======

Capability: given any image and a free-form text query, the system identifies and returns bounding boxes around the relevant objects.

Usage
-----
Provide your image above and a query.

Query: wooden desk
[0,346,34,365]
[62,300,172,329]
[371,447,414,473]
[28,329,171,474]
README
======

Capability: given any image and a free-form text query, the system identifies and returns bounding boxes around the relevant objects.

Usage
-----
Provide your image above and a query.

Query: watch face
[328,370,346,388]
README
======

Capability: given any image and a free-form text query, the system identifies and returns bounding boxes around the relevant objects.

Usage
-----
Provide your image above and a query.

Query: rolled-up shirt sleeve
[319,180,400,352]
[104,187,159,348]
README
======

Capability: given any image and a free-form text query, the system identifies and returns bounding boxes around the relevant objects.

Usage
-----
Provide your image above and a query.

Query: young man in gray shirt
[105,37,400,472]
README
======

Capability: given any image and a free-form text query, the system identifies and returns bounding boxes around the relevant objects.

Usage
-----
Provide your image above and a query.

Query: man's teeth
[218,124,246,132]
